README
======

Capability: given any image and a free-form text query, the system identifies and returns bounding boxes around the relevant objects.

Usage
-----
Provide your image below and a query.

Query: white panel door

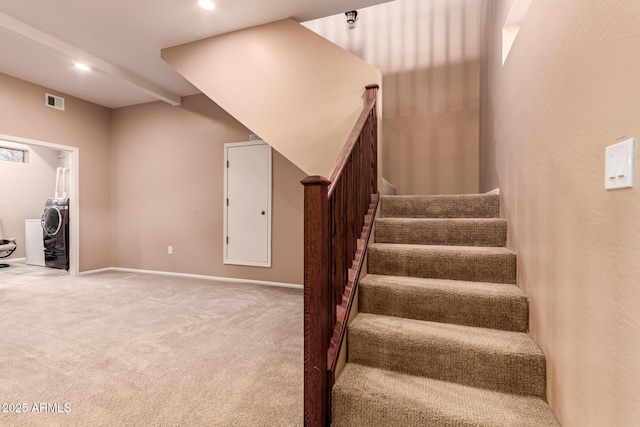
[224,141,271,266]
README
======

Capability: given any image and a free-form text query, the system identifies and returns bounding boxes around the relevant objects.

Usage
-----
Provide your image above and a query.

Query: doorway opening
[0,133,79,276]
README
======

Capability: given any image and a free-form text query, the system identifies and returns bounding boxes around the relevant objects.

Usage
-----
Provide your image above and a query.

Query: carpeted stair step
[332,363,560,427]
[375,217,507,246]
[368,243,516,284]
[380,194,500,219]
[348,313,546,397]
[359,274,528,332]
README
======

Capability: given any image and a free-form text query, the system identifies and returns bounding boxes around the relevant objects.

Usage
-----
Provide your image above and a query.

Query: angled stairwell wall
[162,18,381,178]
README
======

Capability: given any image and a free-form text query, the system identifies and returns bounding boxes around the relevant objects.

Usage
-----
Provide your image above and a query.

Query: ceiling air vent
[45,93,65,111]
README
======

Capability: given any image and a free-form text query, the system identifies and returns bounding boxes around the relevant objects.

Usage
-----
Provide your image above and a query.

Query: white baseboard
[79,267,303,290]
[78,267,113,275]
[2,257,26,264]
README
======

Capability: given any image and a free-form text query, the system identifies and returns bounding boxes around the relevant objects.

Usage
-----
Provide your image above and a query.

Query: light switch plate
[605,138,634,190]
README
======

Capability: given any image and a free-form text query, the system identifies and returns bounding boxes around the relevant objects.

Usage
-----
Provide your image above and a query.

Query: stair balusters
[302,84,379,426]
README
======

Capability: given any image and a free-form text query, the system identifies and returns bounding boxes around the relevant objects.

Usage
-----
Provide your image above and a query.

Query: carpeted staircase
[332,193,560,426]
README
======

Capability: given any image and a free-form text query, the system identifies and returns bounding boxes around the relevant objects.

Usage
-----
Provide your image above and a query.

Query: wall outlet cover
[605,138,634,190]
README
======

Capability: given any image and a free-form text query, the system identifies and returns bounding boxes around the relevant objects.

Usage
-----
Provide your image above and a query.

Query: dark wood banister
[327,97,377,196]
[302,84,379,427]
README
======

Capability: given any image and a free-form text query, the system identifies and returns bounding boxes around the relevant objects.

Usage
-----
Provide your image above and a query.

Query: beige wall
[383,62,479,194]
[0,73,303,283]
[480,1,640,426]
[162,18,381,178]
[0,141,59,258]
[304,0,481,194]
[110,94,305,285]
[0,73,112,271]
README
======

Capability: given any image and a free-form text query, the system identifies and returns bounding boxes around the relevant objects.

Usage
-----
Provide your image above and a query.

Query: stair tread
[375,218,507,246]
[350,312,543,358]
[380,194,500,219]
[361,274,525,297]
[359,274,528,332]
[348,313,546,397]
[368,244,517,284]
[370,243,515,255]
[376,217,507,224]
[332,363,560,427]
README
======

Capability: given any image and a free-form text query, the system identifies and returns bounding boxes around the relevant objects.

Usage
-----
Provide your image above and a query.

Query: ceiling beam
[0,11,181,106]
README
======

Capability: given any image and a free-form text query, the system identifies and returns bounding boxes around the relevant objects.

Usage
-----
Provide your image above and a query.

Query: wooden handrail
[327,98,376,196]
[302,84,379,427]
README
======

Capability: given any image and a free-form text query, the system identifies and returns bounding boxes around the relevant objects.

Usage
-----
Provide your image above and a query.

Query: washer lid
[42,207,63,237]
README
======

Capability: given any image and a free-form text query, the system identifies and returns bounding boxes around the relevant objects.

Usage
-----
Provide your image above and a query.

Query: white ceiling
[0,0,392,109]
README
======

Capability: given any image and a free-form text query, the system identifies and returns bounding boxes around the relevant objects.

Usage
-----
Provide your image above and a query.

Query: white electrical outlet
[168,246,173,255]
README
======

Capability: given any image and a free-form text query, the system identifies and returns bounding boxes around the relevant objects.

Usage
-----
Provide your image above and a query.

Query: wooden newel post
[301,175,331,427]
[365,84,379,101]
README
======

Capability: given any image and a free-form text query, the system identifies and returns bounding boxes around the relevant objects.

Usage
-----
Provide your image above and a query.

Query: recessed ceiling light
[198,0,215,10]
[74,63,91,71]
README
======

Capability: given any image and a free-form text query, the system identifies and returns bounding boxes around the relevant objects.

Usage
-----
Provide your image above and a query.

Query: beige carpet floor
[0,264,302,426]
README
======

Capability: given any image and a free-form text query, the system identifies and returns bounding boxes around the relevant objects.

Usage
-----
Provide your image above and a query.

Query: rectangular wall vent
[45,93,65,111]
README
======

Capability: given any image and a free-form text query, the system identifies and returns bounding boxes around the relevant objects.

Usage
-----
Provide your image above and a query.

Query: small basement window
[0,146,27,163]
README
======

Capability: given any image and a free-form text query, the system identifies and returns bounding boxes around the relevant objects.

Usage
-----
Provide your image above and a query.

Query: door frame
[0,133,80,276]
[223,140,272,267]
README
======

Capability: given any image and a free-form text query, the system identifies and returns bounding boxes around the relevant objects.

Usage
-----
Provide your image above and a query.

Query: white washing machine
[25,219,45,266]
